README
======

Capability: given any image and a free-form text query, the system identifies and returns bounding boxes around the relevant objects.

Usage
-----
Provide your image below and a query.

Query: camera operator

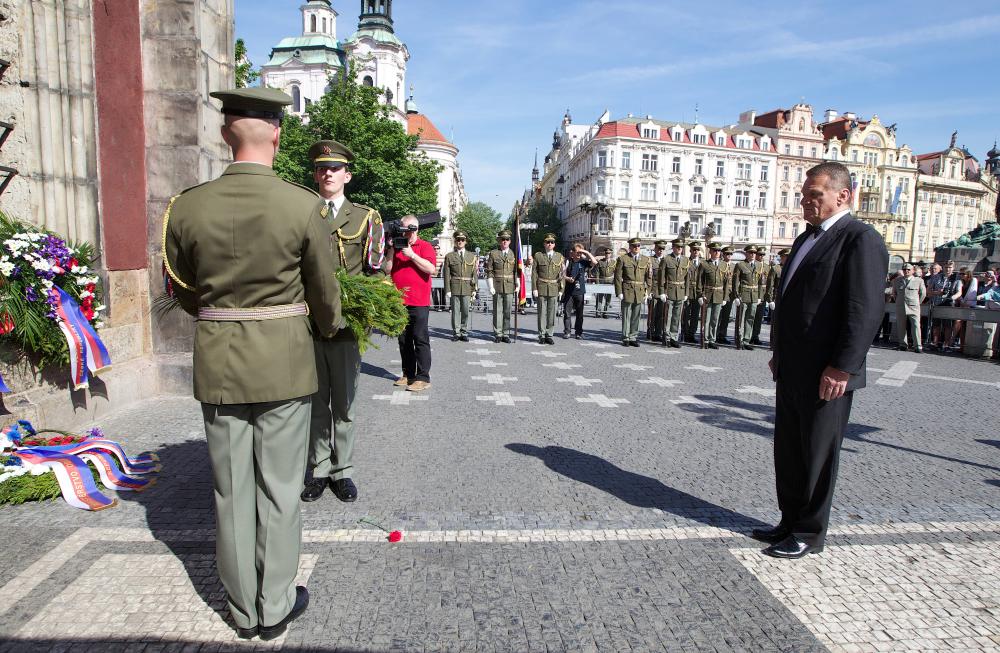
[385,215,436,392]
[562,243,596,339]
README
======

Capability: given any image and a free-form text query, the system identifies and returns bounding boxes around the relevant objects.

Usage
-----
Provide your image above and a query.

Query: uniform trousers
[536,295,558,337]
[717,302,732,342]
[492,292,514,336]
[309,337,361,481]
[450,294,471,337]
[648,298,665,339]
[621,301,643,342]
[682,302,700,340]
[595,293,612,317]
[563,294,585,336]
[203,397,310,630]
[663,299,685,342]
[705,302,724,342]
[399,305,431,382]
[894,307,921,349]
[773,382,853,547]
[752,302,766,341]
[740,301,760,345]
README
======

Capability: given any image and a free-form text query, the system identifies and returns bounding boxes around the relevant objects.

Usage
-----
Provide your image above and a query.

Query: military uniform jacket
[650,256,665,295]
[764,264,782,302]
[486,249,518,294]
[697,259,732,304]
[686,258,703,297]
[657,254,690,301]
[732,261,765,303]
[163,163,341,405]
[325,199,382,276]
[532,251,565,297]
[443,249,478,296]
[614,254,653,303]
[596,259,615,284]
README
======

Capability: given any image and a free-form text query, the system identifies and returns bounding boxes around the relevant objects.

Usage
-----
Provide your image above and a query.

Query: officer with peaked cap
[486,229,518,342]
[531,233,565,344]
[302,139,384,505]
[594,246,615,318]
[716,246,736,344]
[648,240,668,341]
[443,230,478,341]
[696,242,733,348]
[682,240,703,342]
[615,237,653,346]
[163,87,341,640]
[731,243,765,350]
[656,237,690,347]
[750,246,771,345]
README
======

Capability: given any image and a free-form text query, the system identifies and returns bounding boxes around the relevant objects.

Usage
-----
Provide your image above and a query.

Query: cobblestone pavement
[1,311,999,652]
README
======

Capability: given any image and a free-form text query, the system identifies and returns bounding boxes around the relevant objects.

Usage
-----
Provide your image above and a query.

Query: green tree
[452,202,505,254]
[273,63,440,225]
[522,200,563,253]
[234,38,259,88]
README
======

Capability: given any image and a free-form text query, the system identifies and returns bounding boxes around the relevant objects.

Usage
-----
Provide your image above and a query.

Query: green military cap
[654,239,668,248]
[308,140,355,168]
[754,246,768,254]
[543,233,557,242]
[603,246,613,253]
[708,242,723,250]
[453,230,468,240]
[671,238,685,247]
[743,244,757,252]
[722,246,735,255]
[688,240,702,249]
[210,87,292,120]
[627,237,642,246]
[777,248,791,256]
[497,230,512,239]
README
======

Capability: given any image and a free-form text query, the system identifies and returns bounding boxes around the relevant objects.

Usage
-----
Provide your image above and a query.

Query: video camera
[385,210,441,249]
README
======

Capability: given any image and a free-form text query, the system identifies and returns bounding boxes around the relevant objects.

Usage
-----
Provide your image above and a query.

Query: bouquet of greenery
[336,269,407,353]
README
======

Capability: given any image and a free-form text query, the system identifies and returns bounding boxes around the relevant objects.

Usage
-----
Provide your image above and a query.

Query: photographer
[385,215,436,392]
[562,243,596,339]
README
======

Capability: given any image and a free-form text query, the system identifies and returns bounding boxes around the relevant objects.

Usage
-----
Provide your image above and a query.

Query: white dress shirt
[782,209,850,291]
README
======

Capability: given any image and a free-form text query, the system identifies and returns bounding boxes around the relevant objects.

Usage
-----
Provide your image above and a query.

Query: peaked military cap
[453,230,468,240]
[603,247,613,253]
[688,240,702,248]
[210,87,292,120]
[497,230,512,239]
[722,246,735,255]
[627,237,642,246]
[708,242,723,250]
[743,244,757,252]
[308,140,355,168]
[543,233,557,242]
[777,248,791,256]
[671,238,685,247]
[754,246,767,255]
[654,239,668,248]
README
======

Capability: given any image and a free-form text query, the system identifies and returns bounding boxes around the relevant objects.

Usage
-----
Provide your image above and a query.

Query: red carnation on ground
[388,530,403,543]
[358,517,403,543]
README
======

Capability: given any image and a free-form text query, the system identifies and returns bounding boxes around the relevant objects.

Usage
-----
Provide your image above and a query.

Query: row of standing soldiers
[612,237,790,349]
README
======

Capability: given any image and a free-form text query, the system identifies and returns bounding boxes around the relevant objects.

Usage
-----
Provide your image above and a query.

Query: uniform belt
[537,278,560,283]
[705,285,722,290]
[667,280,685,285]
[197,302,309,321]
[624,280,646,285]
[452,276,473,281]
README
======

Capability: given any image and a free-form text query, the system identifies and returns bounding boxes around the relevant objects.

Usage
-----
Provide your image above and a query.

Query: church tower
[359,0,394,32]
[344,0,409,122]
[302,0,337,38]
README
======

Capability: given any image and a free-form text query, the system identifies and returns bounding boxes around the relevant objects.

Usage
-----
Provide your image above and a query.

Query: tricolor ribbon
[49,286,112,390]
[366,215,386,273]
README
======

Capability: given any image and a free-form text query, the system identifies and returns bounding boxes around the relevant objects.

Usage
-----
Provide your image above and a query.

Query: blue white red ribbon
[49,287,112,390]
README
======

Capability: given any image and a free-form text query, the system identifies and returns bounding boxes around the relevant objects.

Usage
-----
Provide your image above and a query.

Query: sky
[236,0,1000,215]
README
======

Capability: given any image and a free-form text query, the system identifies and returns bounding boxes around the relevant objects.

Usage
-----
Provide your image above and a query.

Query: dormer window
[692,133,707,145]
[642,127,659,139]
[716,135,726,147]
[673,130,683,141]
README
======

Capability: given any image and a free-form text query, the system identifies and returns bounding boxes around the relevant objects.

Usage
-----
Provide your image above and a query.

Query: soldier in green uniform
[657,238,689,348]
[695,242,733,349]
[594,247,615,318]
[442,230,478,341]
[615,237,653,346]
[486,230,519,342]
[750,246,771,345]
[531,233,565,344]
[301,140,384,505]
[162,88,341,640]
[647,240,668,341]
[731,244,766,350]
[716,246,736,345]
[682,240,703,342]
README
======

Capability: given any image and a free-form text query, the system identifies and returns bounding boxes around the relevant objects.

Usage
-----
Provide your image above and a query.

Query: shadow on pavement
[505,443,768,533]
[360,361,396,380]
[0,639,369,652]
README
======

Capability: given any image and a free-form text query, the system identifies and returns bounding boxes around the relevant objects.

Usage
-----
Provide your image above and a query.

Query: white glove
[733,298,741,307]
[532,290,538,298]
[683,296,688,302]
[768,301,775,310]
[698,297,705,306]
[490,288,497,296]
[617,294,624,300]
[446,292,452,301]
[515,282,520,294]
[488,279,495,295]
[658,294,666,301]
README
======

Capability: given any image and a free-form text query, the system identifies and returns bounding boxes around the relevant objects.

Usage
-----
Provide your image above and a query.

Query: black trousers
[563,294,585,335]
[773,381,854,547]
[398,305,431,382]
[717,302,731,342]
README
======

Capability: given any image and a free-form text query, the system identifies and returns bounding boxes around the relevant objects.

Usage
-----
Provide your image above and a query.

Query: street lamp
[579,194,610,251]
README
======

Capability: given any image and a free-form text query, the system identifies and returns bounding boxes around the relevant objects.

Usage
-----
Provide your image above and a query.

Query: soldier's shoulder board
[282,179,321,197]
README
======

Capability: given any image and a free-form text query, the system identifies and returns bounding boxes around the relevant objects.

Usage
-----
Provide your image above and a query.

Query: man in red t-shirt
[386,215,436,392]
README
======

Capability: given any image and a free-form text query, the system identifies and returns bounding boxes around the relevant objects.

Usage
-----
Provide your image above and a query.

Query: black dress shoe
[502,336,512,343]
[629,340,640,347]
[750,524,790,544]
[546,336,555,344]
[671,340,681,349]
[707,343,718,349]
[743,344,755,351]
[621,340,630,347]
[460,335,470,342]
[538,338,546,344]
[235,625,258,639]
[451,335,460,342]
[494,336,502,343]
[574,334,582,340]
[762,535,823,559]
[750,338,762,345]
[897,344,908,351]
[563,332,571,339]
[331,478,358,502]
[259,586,309,641]
[300,478,326,502]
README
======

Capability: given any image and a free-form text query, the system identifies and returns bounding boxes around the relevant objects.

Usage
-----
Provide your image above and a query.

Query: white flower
[31,259,52,272]
[94,321,105,329]
[95,304,106,312]
[79,290,93,299]
[26,232,43,242]
[0,261,14,277]
[72,265,89,274]
[40,278,53,288]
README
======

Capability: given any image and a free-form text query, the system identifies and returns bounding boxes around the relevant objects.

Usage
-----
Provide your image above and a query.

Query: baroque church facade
[259,0,466,245]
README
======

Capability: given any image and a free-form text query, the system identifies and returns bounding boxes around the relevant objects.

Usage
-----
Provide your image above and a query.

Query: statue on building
[939,221,1000,249]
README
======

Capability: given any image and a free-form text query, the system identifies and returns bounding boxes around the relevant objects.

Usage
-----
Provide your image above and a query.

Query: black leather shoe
[494,336,502,343]
[750,524,790,544]
[897,344,908,351]
[235,625,258,639]
[259,586,309,641]
[451,335,460,342]
[707,343,718,349]
[574,334,582,340]
[538,338,546,344]
[762,535,823,559]
[671,340,681,349]
[300,478,326,502]
[331,478,358,502]
[743,344,755,351]
[629,341,640,347]
[460,335,469,342]
[502,336,512,343]
[750,338,762,345]
[545,336,555,345]
[621,340,630,347]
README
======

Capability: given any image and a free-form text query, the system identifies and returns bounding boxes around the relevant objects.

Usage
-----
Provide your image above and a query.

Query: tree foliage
[522,200,564,253]
[272,64,440,224]
[452,202,505,254]
[234,38,259,88]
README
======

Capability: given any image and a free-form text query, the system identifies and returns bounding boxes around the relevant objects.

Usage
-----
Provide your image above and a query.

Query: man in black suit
[754,161,888,559]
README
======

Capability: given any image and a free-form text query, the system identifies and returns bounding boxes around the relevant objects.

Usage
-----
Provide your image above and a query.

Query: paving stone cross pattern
[2,311,998,652]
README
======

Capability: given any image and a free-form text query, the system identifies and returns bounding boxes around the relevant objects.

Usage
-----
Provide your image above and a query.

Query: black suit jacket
[771,214,888,392]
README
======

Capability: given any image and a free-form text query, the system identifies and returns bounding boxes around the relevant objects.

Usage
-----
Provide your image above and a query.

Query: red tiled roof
[820,117,868,140]
[407,113,449,144]
[753,109,786,129]
[594,120,775,152]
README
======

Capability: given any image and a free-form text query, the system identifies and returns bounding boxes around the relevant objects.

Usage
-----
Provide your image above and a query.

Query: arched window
[291,85,301,113]
[893,226,906,244]
[363,75,374,87]
[310,15,317,32]
[322,17,327,33]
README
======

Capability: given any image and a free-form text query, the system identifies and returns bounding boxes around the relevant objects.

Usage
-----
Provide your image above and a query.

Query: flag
[513,225,527,305]
[890,183,903,215]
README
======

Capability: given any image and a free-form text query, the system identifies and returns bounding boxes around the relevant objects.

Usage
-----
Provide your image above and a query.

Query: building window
[689,217,702,234]
[642,154,659,171]
[760,165,769,181]
[779,222,786,238]
[670,185,680,203]
[673,130,682,141]
[618,212,629,232]
[596,179,606,196]
[643,127,659,139]
[640,182,657,201]
[695,158,703,176]
[598,150,608,167]
[639,213,657,234]
[758,192,767,209]
[291,85,301,112]
[621,151,631,169]
[311,14,317,31]
[784,144,791,155]
[791,222,800,237]
[797,145,804,157]
[735,190,749,208]
[713,217,723,237]
[893,226,906,244]
[780,191,788,208]
[945,213,952,227]
[756,220,766,239]
[363,75,374,87]
[714,188,723,206]
[716,135,726,146]
[669,215,679,234]
[918,236,925,253]
[734,219,749,238]
[716,160,725,177]
[694,134,707,144]
[793,191,801,206]
[620,180,630,200]
[671,157,681,173]
[795,167,803,182]
[811,147,818,158]
[692,186,703,205]
[901,155,909,166]
[933,213,940,227]
[851,149,859,162]
[919,210,927,226]
[782,165,790,181]
[737,163,751,180]
[830,149,838,161]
